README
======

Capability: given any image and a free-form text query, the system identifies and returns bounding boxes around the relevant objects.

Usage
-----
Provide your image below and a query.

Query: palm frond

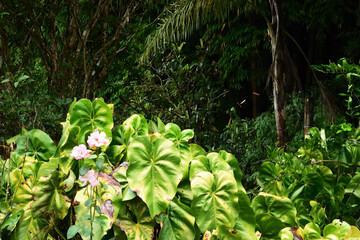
[141,0,239,62]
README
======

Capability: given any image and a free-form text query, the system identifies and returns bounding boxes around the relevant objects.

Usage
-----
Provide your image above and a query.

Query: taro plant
[0,98,359,240]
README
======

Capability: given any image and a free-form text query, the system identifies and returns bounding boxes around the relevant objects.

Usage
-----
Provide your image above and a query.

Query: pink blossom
[71,144,91,160]
[79,170,99,188]
[87,129,110,148]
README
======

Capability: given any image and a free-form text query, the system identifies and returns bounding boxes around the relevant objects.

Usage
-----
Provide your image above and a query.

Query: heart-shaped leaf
[127,136,181,217]
[158,198,195,240]
[191,171,239,232]
[70,98,113,144]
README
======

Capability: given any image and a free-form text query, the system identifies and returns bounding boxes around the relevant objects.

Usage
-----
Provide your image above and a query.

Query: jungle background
[1,0,360,190]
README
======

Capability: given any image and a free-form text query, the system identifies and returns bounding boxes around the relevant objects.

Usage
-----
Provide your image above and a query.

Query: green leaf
[164,123,182,142]
[234,191,256,240]
[180,129,194,141]
[84,199,92,207]
[105,145,125,165]
[219,151,245,193]
[148,117,166,134]
[189,154,233,181]
[191,171,239,232]
[304,172,324,199]
[326,219,351,239]
[258,162,280,183]
[127,136,181,217]
[112,125,135,146]
[70,98,113,144]
[255,213,286,239]
[1,210,24,231]
[345,226,360,239]
[345,172,360,198]
[111,162,128,184]
[96,155,105,170]
[217,225,242,240]
[10,178,47,239]
[17,75,29,81]
[31,171,71,220]
[67,225,81,239]
[158,198,195,240]
[123,186,137,201]
[63,170,76,192]
[279,228,295,240]
[95,205,101,214]
[123,114,149,136]
[251,192,297,227]
[176,179,193,206]
[80,165,92,176]
[303,222,322,239]
[15,129,56,162]
[37,161,58,178]
[116,198,155,240]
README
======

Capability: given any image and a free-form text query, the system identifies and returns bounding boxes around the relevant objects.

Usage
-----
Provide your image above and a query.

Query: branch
[311,159,360,168]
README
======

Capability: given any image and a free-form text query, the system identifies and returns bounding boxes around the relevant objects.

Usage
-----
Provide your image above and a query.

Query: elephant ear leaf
[70,98,113,144]
[158,198,195,240]
[251,192,297,227]
[15,129,56,161]
[191,171,239,232]
[116,198,155,240]
[127,136,181,217]
[31,171,71,220]
[10,178,47,240]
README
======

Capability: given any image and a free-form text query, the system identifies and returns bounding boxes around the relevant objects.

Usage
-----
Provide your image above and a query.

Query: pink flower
[79,170,99,188]
[87,129,110,148]
[71,144,91,160]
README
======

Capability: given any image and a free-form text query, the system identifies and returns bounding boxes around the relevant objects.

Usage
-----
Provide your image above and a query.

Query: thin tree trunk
[269,0,287,148]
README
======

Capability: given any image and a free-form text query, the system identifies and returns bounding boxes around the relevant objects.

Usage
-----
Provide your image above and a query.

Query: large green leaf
[159,198,195,240]
[1,210,23,232]
[127,136,181,217]
[234,191,256,240]
[304,172,324,199]
[164,123,194,181]
[251,192,297,227]
[258,162,283,195]
[15,129,56,162]
[189,153,233,180]
[217,151,245,193]
[31,171,71,220]
[70,98,113,144]
[191,171,239,232]
[116,198,155,240]
[10,178,47,240]
[255,213,286,239]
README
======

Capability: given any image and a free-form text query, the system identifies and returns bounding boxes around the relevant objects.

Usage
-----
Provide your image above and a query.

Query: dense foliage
[1,0,360,239]
[0,99,359,240]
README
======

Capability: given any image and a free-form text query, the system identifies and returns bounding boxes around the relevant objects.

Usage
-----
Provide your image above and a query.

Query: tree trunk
[269,0,287,148]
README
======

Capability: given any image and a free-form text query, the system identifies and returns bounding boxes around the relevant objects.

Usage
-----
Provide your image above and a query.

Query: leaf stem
[10,137,28,208]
